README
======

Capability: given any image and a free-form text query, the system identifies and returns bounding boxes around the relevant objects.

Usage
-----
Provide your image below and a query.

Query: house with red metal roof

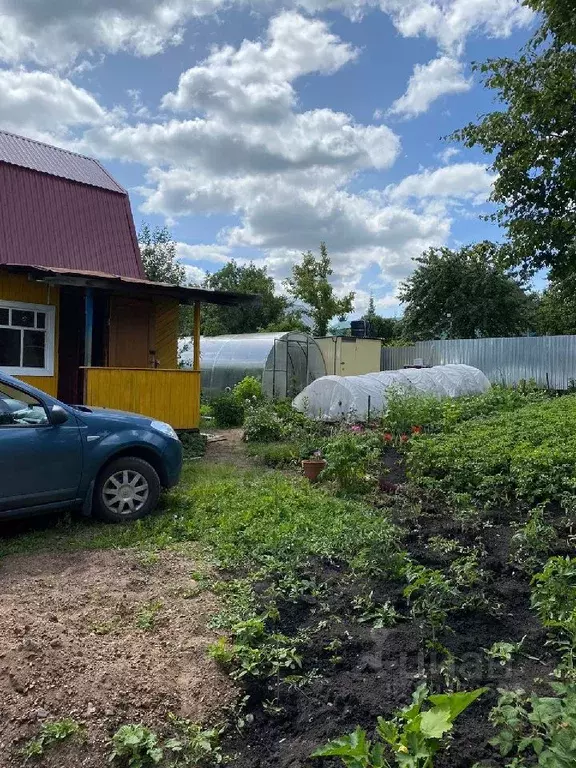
[0,131,256,428]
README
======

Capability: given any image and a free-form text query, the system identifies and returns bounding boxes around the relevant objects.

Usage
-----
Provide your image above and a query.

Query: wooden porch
[82,301,203,430]
[83,367,201,430]
[2,264,258,430]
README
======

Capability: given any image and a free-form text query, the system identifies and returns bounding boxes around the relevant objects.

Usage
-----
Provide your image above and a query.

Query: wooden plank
[154,298,179,369]
[84,368,200,429]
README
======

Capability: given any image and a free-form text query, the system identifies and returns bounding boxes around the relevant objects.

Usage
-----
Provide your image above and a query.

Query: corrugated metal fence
[381,336,576,390]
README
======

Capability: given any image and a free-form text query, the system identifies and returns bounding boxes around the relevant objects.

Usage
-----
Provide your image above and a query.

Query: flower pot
[301,458,326,482]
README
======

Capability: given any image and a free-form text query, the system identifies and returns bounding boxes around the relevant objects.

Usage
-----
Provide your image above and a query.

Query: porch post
[84,288,93,367]
[193,301,201,371]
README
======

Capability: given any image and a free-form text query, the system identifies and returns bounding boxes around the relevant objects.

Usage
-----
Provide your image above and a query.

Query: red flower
[400,434,409,443]
[383,432,393,443]
[411,425,422,435]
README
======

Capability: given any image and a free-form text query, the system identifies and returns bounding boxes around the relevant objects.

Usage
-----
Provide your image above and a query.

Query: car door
[0,380,83,512]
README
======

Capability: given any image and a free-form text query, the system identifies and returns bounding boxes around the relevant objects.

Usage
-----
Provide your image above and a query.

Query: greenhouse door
[270,337,311,399]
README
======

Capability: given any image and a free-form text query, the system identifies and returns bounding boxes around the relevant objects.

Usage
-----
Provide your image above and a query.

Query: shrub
[233,376,264,403]
[384,389,443,435]
[322,431,382,495]
[211,392,245,428]
[243,401,284,442]
[243,399,322,443]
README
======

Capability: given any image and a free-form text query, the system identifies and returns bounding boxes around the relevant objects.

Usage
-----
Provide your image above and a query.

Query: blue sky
[0,0,537,316]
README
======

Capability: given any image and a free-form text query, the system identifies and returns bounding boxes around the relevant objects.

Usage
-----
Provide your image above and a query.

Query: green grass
[245,441,301,467]
[0,462,401,575]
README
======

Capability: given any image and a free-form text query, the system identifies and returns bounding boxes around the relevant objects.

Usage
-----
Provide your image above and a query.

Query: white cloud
[385,0,534,55]
[87,110,399,178]
[183,264,206,285]
[139,165,452,294]
[79,13,399,178]
[389,162,494,202]
[0,8,509,308]
[176,243,232,265]
[388,56,471,119]
[0,0,534,67]
[437,146,460,163]
[0,0,217,66]
[0,69,109,140]
[162,12,357,122]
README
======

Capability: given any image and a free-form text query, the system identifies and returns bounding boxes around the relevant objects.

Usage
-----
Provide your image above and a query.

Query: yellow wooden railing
[83,368,201,430]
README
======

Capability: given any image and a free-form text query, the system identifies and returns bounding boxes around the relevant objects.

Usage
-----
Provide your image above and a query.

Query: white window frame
[0,299,55,377]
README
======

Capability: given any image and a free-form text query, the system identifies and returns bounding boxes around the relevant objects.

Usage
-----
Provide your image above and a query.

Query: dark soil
[221,457,564,768]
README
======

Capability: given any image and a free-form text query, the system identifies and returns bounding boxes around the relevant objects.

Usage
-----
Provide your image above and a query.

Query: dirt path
[205,428,254,468]
[0,549,234,767]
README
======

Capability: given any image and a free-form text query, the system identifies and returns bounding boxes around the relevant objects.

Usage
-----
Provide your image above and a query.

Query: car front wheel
[94,457,161,522]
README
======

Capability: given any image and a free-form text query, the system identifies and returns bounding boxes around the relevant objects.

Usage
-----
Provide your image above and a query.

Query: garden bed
[217,498,564,768]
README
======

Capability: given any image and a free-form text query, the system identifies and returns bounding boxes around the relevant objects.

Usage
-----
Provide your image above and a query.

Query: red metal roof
[0,131,125,193]
[0,135,144,279]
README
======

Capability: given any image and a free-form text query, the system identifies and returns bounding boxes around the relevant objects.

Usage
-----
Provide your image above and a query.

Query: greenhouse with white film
[292,364,491,422]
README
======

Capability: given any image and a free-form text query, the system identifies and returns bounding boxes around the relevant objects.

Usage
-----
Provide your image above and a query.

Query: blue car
[0,371,182,523]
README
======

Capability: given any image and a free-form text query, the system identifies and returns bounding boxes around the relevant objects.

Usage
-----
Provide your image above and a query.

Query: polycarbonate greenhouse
[292,364,491,422]
[179,332,327,400]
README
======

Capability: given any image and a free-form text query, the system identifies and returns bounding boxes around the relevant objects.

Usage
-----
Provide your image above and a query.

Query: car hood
[70,404,154,428]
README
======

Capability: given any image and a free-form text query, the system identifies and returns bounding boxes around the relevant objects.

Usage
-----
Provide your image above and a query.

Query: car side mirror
[50,405,69,426]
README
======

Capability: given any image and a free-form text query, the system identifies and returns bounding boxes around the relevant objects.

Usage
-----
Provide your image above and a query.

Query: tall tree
[284,243,354,336]
[138,224,186,285]
[398,242,535,340]
[451,0,576,279]
[363,297,402,342]
[536,276,576,335]
[200,261,292,336]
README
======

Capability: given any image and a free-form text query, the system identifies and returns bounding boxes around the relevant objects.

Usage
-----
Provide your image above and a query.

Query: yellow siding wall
[84,367,201,429]
[154,298,179,369]
[0,271,60,396]
[317,337,382,377]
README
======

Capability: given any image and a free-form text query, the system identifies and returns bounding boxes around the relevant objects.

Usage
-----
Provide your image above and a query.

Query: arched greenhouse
[179,332,327,400]
[292,364,491,421]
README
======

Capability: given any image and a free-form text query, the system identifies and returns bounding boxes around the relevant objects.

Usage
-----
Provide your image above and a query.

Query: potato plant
[407,395,576,505]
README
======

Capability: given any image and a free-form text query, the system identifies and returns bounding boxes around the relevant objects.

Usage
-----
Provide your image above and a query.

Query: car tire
[94,457,161,523]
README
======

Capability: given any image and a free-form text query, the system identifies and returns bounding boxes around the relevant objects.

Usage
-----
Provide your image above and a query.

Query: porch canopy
[2,264,259,307]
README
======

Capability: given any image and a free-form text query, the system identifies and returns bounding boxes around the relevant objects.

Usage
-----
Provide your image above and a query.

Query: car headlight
[150,420,179,440]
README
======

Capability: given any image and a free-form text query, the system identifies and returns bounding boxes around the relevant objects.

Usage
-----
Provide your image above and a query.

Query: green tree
[138,224,186,285]
[284,243,354,336]
[536,276,576,335]
[451,0,576,279]
[363,297,403,342]
[398,242,535,340]
[200,261,292,336]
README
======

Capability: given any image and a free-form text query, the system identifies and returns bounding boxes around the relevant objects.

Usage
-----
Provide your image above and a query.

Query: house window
[0,300,55,377]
